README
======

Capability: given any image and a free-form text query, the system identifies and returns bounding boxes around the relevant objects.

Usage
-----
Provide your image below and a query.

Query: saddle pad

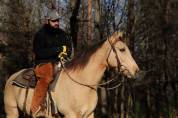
[12,68,61,91]
[12,68,37,88]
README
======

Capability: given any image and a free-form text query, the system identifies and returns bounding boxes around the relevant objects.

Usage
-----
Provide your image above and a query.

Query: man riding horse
[4,30,139,118]
[31,9,73,115]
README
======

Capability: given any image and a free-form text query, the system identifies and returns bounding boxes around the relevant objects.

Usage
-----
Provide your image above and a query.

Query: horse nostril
[133,68,140,79]
[135,68,139,74]
[135,70,146,81]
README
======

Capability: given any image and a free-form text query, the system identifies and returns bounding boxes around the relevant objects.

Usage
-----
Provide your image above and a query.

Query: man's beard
[53,25,59,28]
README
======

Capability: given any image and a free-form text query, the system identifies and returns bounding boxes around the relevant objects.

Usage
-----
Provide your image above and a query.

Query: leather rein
[60,38,124,91]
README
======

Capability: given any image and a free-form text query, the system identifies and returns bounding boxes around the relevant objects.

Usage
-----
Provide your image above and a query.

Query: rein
[59,39,124,90]
[60,60,120,90]
[107,39,122,71]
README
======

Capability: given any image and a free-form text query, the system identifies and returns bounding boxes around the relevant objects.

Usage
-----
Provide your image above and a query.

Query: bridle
[107,38,122,72]
[60,38,126,91]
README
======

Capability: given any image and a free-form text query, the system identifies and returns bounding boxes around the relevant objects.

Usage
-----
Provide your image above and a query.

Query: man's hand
[58,46,67,59]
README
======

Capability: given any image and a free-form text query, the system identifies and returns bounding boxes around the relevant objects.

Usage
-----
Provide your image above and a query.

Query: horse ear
[109,31,124,43]
[118,36,124,41]
[116,32,123,41]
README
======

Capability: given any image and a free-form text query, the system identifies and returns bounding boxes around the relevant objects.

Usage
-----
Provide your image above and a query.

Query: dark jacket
[33,24,73,65]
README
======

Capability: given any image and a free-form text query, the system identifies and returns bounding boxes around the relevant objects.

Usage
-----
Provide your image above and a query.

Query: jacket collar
[43,24,59,34]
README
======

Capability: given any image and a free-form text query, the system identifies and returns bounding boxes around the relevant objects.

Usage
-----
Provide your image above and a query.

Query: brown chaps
[30,62,54,113]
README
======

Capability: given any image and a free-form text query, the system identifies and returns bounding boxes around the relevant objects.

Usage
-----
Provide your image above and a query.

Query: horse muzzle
[131,70,147,81]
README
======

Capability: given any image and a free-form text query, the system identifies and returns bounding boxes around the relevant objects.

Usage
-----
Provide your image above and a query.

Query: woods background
[0,0,178,117]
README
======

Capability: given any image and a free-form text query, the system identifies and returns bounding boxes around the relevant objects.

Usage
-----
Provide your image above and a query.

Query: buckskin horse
[4,31,139,118]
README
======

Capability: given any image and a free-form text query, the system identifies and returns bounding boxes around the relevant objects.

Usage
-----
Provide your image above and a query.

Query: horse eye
[119,48,125,52]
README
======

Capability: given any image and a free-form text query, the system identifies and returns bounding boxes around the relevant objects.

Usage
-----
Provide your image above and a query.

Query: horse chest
[75,91,98,115]
[54,87,98,116]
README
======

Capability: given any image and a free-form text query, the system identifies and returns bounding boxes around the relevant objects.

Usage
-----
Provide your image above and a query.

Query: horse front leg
[86,112,94,118]
[64,112,82,118]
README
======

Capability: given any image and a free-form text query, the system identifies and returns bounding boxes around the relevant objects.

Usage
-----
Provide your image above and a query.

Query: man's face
[48,19,59,29]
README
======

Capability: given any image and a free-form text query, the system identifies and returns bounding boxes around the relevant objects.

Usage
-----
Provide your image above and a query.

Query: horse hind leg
[4,97,19,118]
[5,106,19,118]
[4,85,19,118]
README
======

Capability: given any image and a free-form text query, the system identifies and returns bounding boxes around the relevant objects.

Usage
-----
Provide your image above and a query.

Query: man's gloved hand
[58,46,67,60]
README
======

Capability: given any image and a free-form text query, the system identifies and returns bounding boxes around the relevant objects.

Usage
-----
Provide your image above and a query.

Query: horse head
[107,32,139,79]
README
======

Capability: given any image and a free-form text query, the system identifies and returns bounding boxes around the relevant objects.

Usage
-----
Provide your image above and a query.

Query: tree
[87,0,92,44]
[70,0,81,50]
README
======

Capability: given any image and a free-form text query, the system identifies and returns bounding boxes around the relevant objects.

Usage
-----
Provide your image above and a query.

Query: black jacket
[33,24,73,64]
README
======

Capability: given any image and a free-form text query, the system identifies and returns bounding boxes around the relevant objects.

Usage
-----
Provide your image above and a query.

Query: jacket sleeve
[33,32,63,59]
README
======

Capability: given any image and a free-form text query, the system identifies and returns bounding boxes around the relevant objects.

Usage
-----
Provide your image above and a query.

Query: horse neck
[81,40,111,85]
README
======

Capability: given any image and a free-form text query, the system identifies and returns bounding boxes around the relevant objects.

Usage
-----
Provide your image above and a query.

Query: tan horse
[4,32,139,118]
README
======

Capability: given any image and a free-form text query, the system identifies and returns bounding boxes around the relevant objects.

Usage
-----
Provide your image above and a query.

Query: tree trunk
[126,0,135,52]
[87,0,92,45]
[94,0,102,42]
[70,0,81,50]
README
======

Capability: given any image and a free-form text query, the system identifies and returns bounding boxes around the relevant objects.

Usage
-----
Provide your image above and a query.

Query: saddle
[12,68,37,88]
[12,66,61,91]
[12,65,62,116]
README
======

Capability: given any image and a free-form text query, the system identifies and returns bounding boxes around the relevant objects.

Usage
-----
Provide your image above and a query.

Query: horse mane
[65,31,123,70]
[65,40,105,70]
